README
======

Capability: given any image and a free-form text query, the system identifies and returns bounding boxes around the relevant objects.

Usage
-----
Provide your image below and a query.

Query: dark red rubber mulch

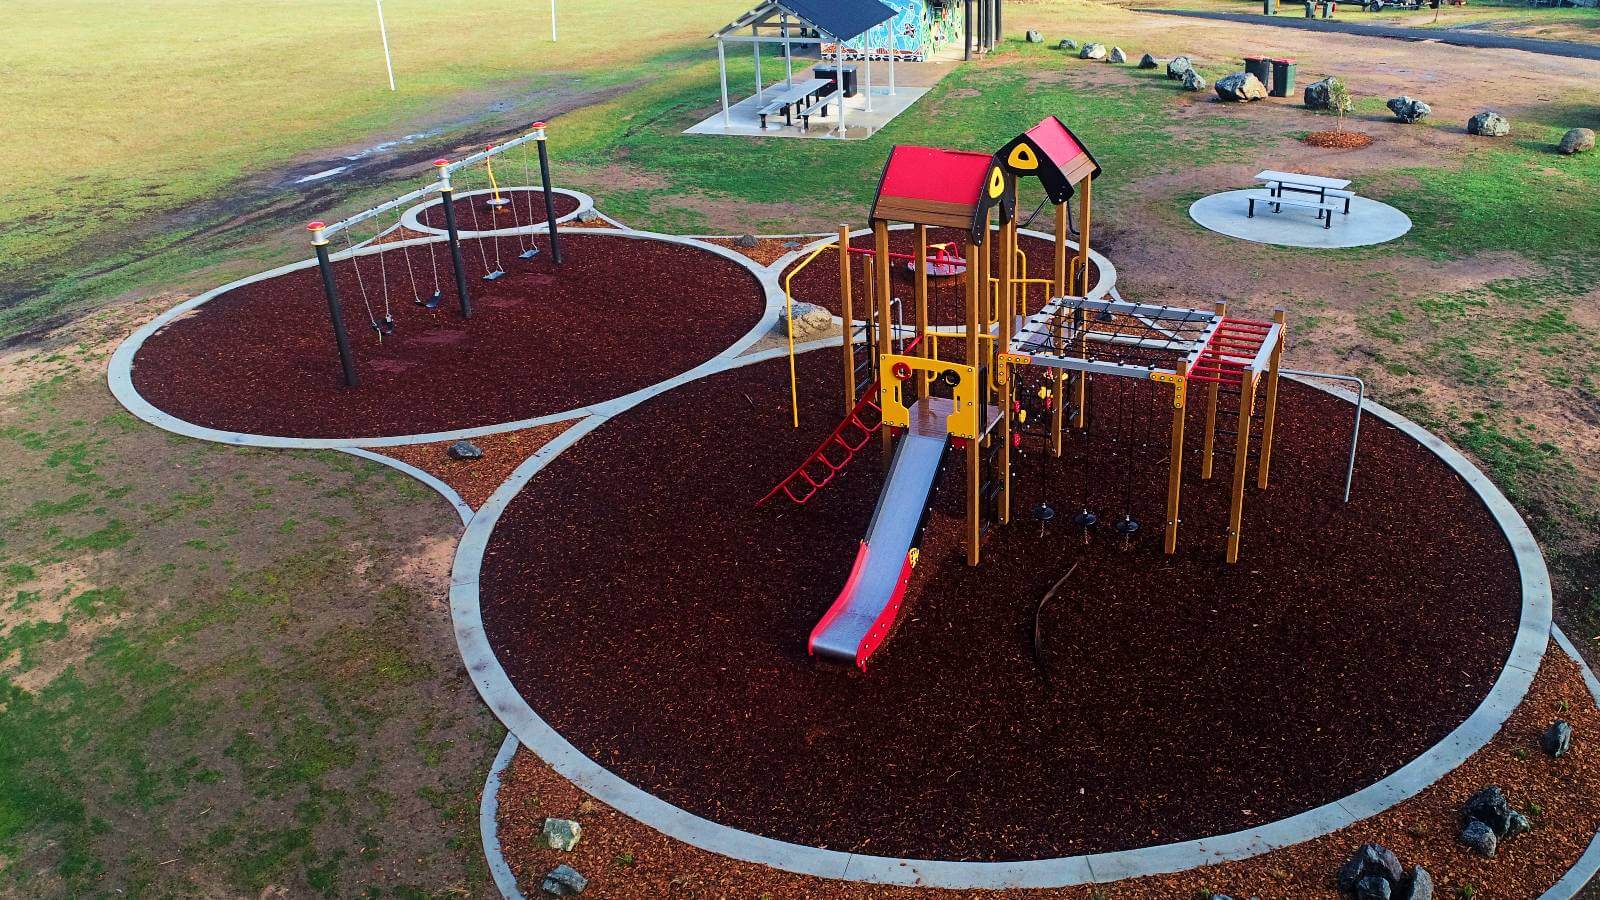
[130,232,765,438]
[783,226,1101,327]
[479,350,1523,861]
[417,189,579,231]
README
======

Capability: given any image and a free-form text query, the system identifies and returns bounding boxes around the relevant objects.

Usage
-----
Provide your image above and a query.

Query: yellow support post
[914,224,930,396]
[1226,371,1257,564]
[1257,308,1287,490]
[965,238,982,567]
[997,216,1015,525]
[874,220,893,466]
[1051,201,1067,456]
[1201,300,1226,479]
[838,225,855,417]
[1077,177,1093,296]
[1155,375,1188,555]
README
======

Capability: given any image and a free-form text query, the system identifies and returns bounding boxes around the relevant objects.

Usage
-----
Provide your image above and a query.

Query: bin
[1270,58,1297,96]
[1263,0,1277,14]
[1244,56,1271,85]
[1304,0,1316,16]
[813,64,858,98]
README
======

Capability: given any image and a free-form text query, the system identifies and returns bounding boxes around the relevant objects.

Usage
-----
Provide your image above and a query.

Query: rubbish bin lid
[1273,57,1297,63]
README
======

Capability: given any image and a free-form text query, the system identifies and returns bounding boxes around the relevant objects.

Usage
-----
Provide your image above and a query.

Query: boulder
[1215,72,1268,102]
[1079,43,1107,60]
[1167,55,1194,80]
[541,864,588,896]
[1542,719,1574,756]
[1058,38,1078,50]
[1357,875,1394,900]
[1386,96,1430,124]
[1138,53,1158,69]
[734,233,759,248]
[576,208,601,223]
[1397,866,1435,900]
[1460,819,1498,857]
[1181,69,1207,92]
[447,440,483,461]
[1109,46,1127,63]
[541,817,583,851]
[1467,111,1509,136]
[1337,844,1405,892]
[1463,786,1526,838]
[1558,128,1595,155]
[1026,29,1044,43]
[1304,77,1350,113]
[776,301,835,342]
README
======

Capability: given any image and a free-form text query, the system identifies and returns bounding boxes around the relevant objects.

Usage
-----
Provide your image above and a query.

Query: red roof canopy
[997,116,1101,203]
[871,145,1011,239]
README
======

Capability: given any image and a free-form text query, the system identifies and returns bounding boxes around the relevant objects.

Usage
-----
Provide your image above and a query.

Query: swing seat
[483,270,506,282]
[519,245,540,260]
[423,291,442,310]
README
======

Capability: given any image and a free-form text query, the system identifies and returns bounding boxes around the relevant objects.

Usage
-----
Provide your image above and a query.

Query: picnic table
[1247,170,1355,229]
[758,78,836,129]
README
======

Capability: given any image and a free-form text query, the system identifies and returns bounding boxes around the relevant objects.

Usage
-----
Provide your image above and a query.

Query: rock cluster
[775,301,835,342]
[576,208,601,223]
[1108,46,1127,63]
[1182,70,1207,92]
[541,817,583,851]
[1386,96,1430,124]
[1138,53,1158,69]
[1215,72,1268,102]
[1558,129,1595,155]
[1058,38,1078,50]
[1458,785,1531,857]
[1336,845,1434,900]
[1467,111,1510,136]
[734,233,759,248]
[448,440,483,460]
[1026,29,1044,43]
[1304,77,1350,113]
[1166,55,1194,80]
[1079,43,1107,60]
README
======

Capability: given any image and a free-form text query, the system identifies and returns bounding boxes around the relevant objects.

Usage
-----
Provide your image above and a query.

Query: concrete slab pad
[1189,189,1411,249]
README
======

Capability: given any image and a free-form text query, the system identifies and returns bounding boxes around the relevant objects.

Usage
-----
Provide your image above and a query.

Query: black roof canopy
[714,0,897,41]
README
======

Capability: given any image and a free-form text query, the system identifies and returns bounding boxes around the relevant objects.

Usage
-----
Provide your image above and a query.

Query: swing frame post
[308,222,359,388]
[534,123,563,265]
[837,224,856,415]
[1226,370,1258,564]
[996,207,1015,525]
[1200,300,1226,478]
[1256,307,1287,489]
[913,224,930,397]
[1160,375,1186,554]
[872,219,894,467]
[1050,201,1068,457]
[434,160,474,320]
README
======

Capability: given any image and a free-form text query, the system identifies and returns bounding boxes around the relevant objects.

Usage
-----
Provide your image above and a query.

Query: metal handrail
[1280,368,1364,503]
[781,240,838,428]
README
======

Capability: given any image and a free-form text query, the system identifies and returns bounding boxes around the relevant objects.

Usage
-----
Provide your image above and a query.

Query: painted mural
[821,0,964,62]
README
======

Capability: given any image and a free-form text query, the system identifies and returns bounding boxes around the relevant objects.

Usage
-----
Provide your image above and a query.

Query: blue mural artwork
[822,0,964,62]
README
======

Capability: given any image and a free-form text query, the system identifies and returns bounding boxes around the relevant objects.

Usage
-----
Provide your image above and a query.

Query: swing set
[306,122,564,387]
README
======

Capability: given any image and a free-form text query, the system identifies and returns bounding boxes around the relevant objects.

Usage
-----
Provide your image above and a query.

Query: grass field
[1123,0,1600,39]
[4,0,1600,895]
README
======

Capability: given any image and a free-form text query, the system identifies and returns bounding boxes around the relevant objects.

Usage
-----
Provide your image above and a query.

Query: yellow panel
[879,354,980,439]
[1007,143,1039,171]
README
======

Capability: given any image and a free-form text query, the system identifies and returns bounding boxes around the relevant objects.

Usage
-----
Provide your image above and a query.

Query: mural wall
[821,0,964,62]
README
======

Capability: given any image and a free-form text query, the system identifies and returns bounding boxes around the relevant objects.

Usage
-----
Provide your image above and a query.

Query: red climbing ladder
[756,384,884,508]
[1184,316,1273,385]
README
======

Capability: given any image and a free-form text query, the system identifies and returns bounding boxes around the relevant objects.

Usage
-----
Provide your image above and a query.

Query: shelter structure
[821,0,967,62]
[711,0,897,134]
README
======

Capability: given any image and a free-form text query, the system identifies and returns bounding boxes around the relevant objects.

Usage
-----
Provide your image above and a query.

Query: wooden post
[914,224,930,395]
[1226,371,1257,564]
[1164,382,1186,554]
[1257,307,1287,490]
[1051,201,1067,456]
[997,217,1014,525]
[965,238,982,566]
[1077,177,1093,296]
[838,224,855,415]
[874,220,893,465]
[1201,300,1226,480]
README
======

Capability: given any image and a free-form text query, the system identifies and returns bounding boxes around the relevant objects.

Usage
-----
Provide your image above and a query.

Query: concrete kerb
[106,228,785,451]
[339,447,474,526]
[481,732,528,900]
[1542,625,1600,899]
[400,187,594,237]
[455,346,1554,891]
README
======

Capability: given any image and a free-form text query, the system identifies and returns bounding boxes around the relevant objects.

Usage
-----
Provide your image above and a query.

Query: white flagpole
[375,0,396,91]
[550,0,558,40]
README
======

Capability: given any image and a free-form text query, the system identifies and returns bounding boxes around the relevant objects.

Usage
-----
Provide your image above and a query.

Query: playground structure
[306,123,564,387]
[775,117,1290,669]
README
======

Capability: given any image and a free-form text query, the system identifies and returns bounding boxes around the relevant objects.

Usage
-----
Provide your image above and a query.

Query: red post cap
[307,220,325,230]
[532,121,547,129]
[433,158,449,166]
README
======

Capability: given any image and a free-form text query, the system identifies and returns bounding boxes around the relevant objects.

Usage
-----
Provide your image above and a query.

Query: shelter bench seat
[1245,189,1340,229]
[1264,180,1355,214]
[758,97,793,129]
[797,89,838,131]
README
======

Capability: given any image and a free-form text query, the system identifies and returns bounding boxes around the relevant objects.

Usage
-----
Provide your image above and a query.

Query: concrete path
[1137,8,1600,61]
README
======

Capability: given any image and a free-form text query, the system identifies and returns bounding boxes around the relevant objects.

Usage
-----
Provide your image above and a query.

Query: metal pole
[754,34,764,100]
[550,0,558,40]
[888,22,896,95]
[375,0,396,91]
[435,160,473,319]
[836,41,847,136]
[964,0,973,60]
[535,129,563,265]
[1281,368,1365,502]
[783,15,793,87]
[863,32,874,113]
[308,222,359,387]
[718,39,731,127]
[995,0,1003,47]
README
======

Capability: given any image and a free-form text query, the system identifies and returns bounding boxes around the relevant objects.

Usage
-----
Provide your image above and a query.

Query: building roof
[714,0,896,41]
[996,116,1102,203]
[870,145,1013,241]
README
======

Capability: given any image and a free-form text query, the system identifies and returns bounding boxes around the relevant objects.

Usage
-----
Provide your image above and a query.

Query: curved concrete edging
[339,447,474,526]
[1541,625,1600,900]
[106,229,785,451]
[452,347,1553,890]
[482,732,528,900]
[400,187,593,237]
